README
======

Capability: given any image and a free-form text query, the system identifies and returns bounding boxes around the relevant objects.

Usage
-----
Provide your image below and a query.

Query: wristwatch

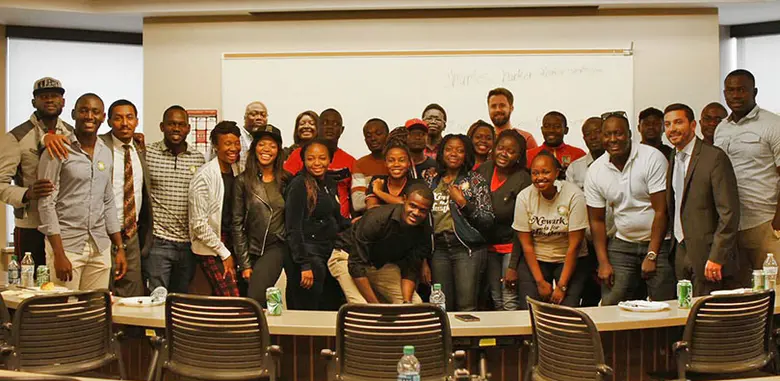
[645,251,658,261]
[112,243,127,254]
[558,285,568,293]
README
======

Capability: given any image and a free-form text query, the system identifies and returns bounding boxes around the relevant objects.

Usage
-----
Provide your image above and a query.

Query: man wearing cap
[406,119,437,178]
[352,118,390,213]
[240,101,268,170]
[38,93,127,290]
[98,99,151,297]
[0,77,73,268]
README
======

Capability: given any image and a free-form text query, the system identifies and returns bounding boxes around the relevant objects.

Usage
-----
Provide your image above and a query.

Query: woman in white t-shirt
[505,150,589,308]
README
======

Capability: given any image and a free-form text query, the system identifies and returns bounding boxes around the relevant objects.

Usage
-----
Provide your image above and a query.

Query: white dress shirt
[714,105,780,231]
[112,136,143,224]
[672,138,694,243]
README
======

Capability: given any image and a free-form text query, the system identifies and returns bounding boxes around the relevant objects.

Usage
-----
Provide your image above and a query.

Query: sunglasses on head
[601,111,628,120]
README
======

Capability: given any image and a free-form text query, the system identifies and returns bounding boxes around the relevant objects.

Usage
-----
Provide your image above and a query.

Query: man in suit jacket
[100,99,153,296]
[664,103,746,296]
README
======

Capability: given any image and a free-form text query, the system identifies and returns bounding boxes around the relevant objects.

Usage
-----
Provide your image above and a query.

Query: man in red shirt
[284,108,356,218]
[526,111,585,169]
[352,118,390,213]
[487,87,538,150]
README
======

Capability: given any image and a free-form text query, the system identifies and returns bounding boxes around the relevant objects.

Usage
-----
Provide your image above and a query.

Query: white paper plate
[116,297,164,307]
[711,288,753,296]
[29,285,69,293]
[618,300,670,312]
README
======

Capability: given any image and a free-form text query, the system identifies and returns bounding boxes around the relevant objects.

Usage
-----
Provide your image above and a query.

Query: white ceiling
[0,1,777,33]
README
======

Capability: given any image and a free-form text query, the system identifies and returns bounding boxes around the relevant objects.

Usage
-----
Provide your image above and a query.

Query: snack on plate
[40,282,55,291]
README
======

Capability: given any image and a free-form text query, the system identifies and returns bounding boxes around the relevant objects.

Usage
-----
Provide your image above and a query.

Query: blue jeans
[142,237,196,294]
[431,232,486,312]
[516,256,590,309]
[486,250,519,310]
[600,238,676,306]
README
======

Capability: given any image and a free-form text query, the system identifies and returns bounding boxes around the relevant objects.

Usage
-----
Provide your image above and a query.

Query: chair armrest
[267,345,282,358]
[321,349,336,360]
[149,335,165,349]
[597,364,613,376]
[0,344,13,357]
[672,341,689,354]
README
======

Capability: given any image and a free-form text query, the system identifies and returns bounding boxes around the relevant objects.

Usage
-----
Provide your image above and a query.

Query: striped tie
[123,144,137,240]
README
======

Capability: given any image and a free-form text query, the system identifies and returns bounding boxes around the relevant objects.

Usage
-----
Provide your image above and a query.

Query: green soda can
[677,280,692,309]
[753,270,765,291]
[35,266,49,287]
[266,287,283,316]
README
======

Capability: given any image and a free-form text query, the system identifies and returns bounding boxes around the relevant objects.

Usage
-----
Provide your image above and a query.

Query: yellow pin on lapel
[97,161,106,171]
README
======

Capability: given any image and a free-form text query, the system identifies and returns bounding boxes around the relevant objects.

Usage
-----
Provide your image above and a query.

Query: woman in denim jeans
[505,151,589,308]
[476,129,531,310]
[422,134,494,311]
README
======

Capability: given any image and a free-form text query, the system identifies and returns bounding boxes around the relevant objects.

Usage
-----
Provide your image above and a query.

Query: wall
[736,33,780,113]
[0,25,7,249]
[143,9,721,145]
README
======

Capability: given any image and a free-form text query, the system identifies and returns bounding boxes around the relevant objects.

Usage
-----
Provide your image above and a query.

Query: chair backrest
[683,289,775,374]
[8,290,118,375]
[164,293,273,380]
[333,303,453,381]
[527,297,608,381]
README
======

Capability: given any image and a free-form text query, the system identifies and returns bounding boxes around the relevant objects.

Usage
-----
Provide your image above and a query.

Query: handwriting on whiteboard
[448,66,605,88]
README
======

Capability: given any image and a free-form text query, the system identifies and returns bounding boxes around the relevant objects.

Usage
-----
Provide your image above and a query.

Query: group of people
[1,68,777,312]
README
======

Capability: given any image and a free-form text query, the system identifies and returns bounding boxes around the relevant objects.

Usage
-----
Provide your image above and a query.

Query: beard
[37,107,63,119]
[490,113,509,127]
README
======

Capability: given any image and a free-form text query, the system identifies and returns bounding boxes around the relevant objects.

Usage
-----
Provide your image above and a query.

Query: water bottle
[430,283,446,312]
[397,345,421,381]
[20,252,35,288]
[7,255,19,286]
[764,253,778,290]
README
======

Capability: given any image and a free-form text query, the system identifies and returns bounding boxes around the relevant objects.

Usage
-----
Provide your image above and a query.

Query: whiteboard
[222,52,634,157]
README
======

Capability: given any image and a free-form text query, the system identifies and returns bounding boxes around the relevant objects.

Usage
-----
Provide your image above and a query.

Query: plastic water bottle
[430,283,446,312]
[764,253,778,290]
[7,255,19,286]
[397,345,421,381]
[20,252,35,288]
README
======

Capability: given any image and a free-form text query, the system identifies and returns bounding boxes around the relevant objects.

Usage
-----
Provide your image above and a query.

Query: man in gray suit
[664,103,745,296]
[99,99,153,296]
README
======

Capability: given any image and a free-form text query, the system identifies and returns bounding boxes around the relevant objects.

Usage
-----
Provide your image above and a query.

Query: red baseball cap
[405,118,429,131]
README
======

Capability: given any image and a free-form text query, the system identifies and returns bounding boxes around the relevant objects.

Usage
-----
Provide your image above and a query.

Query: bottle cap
[403,345,415,355]
[433,283,442,291]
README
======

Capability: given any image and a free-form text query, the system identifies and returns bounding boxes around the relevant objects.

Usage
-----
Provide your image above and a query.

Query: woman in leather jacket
[232,127,291,306]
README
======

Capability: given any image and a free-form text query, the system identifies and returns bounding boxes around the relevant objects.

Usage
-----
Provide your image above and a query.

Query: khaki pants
[327,249,422,304]
[738,221,780,273]
[46,238,111,291]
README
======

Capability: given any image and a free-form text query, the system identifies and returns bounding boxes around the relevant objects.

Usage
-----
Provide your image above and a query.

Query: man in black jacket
[329,183,433,303]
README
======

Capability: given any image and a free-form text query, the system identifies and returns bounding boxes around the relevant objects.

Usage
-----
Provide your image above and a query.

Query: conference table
[2,291,779,381]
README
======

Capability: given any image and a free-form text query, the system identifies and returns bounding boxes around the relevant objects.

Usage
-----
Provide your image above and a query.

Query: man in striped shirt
[143,105,206,293]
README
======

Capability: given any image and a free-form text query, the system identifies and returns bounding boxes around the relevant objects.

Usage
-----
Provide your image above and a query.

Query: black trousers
[14,227,46,271]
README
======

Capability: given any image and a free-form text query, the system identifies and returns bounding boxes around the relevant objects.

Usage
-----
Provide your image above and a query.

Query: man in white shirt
[714,69,780,273]
[585,113,675,305]
[99,99,152,296]
[239,101,268,170]
[566,116,611,306]
[664,103,743,296]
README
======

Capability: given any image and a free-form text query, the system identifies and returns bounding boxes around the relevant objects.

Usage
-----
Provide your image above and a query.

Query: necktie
[123,144,137,240]
[673,151,687,243]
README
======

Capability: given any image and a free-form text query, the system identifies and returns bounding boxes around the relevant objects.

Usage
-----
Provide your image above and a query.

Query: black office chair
[148,293,281,381]
[673,289,778,381]
[526,297,613,381]
[321,303,468,381]
[0,290,125,379]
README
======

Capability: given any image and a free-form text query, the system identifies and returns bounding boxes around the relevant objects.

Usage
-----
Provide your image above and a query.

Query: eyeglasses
[601,111,628,120]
